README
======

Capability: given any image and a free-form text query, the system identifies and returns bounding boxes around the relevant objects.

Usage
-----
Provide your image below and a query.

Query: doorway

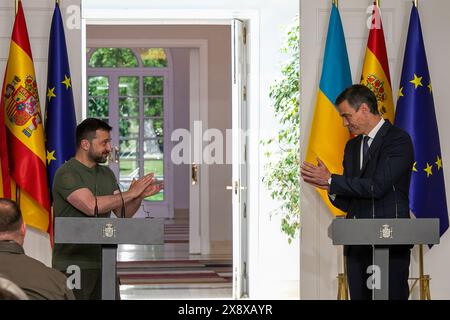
[84,23,247,298]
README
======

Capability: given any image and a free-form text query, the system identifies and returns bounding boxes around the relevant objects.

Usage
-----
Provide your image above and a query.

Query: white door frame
[81,5,261,297]
[231,19,249,298]
[188,46,209,254]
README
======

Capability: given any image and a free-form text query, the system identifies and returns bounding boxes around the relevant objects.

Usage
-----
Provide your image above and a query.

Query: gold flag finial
[375,0,380,8]
[333,0,339,8]
[15,0,19,14]
[414,0,418,8]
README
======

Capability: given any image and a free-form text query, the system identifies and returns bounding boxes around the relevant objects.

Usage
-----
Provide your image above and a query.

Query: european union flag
[395,4,449,237]
[45,2,76,195]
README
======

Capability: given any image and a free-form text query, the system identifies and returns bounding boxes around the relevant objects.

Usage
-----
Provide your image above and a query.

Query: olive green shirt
[0,241,75,300]
[52,158,117,271]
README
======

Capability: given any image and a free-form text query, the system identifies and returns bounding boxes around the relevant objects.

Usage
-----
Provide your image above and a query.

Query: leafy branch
[262,17,300,243]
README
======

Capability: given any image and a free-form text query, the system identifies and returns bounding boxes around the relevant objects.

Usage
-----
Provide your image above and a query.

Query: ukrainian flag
[305,2,352,216]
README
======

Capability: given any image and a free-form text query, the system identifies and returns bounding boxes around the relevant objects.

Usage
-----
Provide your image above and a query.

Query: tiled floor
[117,211,232,299]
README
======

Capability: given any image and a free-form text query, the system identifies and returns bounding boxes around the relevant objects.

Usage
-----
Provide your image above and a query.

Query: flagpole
[330,1,350,300]
[411,0,429,301]
[418,245,432,299]
[330,0,350,300]
[419,245,425,299]
[14,0,20,205]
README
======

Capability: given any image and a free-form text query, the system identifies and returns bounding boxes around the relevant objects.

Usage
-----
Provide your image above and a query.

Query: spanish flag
[305,3,352,217]
[0,1,50,233]
[360,2,394,123]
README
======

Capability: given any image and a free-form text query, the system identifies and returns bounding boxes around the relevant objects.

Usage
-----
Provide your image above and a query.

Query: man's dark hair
[0,199,22,233]
[335,84,379,115]
[76,118,112,147]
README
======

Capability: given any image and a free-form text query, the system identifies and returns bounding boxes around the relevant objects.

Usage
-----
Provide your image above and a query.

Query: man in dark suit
[301,84,414,300]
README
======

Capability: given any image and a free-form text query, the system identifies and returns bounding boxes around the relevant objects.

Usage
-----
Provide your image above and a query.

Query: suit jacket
[330,121,414,219]
[0,241,75,300]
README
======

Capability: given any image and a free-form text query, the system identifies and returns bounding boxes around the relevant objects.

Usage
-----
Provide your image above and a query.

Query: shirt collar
[0,240,24,254]
[366,117,385,140]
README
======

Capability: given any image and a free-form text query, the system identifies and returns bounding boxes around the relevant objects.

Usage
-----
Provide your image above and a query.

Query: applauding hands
[128,173,164,199]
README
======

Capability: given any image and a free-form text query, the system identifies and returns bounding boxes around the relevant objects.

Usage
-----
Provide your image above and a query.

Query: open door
[231,19,248,299]
[189,48,201,254]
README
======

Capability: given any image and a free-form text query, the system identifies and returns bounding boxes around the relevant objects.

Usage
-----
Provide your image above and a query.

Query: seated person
[0,198,75,300]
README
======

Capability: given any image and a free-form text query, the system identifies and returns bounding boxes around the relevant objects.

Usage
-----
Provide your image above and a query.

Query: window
[87,47,169,202]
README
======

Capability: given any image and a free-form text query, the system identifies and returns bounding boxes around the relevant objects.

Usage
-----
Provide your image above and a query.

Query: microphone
[386,155,398,219]
[116,181,126,219]
[362,137,376,219]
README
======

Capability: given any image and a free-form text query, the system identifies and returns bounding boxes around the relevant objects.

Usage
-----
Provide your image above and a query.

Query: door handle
[108,146,119,163]
[226,181,239,195]
[113,146,119,163]
[191,164,198,185]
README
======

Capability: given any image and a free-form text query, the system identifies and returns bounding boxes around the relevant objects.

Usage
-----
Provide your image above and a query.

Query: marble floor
[117,211,232,300]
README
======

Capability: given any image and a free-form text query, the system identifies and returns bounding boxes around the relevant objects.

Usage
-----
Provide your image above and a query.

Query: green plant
[262,17,300,243]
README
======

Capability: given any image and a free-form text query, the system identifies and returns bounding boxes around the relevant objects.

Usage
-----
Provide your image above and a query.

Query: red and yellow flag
[360,2,394,123]
[0,1,50,233]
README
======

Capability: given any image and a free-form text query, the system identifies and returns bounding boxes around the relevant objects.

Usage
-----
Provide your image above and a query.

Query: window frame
[86,47,173,213]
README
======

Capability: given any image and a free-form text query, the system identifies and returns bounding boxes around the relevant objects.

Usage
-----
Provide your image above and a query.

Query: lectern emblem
[102,223,116,238]
[379,224,393,239]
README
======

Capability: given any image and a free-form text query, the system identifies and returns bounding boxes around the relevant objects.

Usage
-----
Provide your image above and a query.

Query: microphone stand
[116,181,126,219]
[386,156,398,219]
[94,184,99,217]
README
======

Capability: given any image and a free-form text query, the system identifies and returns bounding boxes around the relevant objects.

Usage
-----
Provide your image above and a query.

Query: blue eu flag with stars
[395,4,449,237]
[45,2,76,195]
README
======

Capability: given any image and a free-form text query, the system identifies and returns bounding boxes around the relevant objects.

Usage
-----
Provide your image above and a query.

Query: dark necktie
[363,135,370,163]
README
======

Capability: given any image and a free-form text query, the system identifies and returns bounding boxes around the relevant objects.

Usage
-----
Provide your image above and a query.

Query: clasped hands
[128,173,164,199]
[300,157,332,192]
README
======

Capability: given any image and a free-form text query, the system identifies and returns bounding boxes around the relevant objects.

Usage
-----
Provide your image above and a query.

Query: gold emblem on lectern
[379,224,393,239]
[102,223,116,238]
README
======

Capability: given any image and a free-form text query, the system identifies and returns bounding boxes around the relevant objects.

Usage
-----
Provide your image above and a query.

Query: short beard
[88,148,108,164]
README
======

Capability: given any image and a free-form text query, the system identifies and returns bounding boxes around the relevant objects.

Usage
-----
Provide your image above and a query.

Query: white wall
[300,0,450,299]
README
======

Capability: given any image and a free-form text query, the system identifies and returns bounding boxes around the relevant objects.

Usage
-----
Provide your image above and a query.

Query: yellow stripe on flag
[4,41,46,164]
[306,90,348,217]
[10,180,49,231]
[361,48,395,123]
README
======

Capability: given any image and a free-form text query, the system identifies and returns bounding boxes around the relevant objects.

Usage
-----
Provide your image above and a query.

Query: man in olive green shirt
[0,198,75,300]
[52,118,163,300]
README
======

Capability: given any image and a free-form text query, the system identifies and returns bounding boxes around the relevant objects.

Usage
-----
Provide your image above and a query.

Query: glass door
[87,48,171,218]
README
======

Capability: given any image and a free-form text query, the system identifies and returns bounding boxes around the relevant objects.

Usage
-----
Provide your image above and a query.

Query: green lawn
[146,192,164,201]
[120,159,164,201]
[120,159,163,177]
